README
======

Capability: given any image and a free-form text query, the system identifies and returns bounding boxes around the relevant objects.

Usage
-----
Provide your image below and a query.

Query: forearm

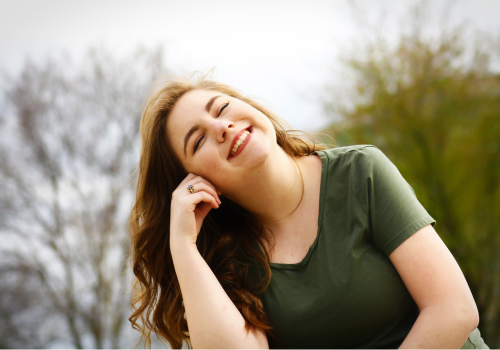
[171,239,267,349]
[399,306,478,349]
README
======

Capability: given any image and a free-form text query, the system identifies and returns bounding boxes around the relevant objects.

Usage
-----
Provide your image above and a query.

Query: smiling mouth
[228,126,253,160]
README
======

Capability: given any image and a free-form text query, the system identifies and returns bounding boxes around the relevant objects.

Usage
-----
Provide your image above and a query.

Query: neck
[224,146,306,229]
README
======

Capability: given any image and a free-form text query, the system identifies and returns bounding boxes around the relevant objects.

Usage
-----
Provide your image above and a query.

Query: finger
[191,176,221,200]
[174,173,199,196]
[196,200,213,220]
[190,182,221,205]
[178,173,198,187]
[185,191,219,210]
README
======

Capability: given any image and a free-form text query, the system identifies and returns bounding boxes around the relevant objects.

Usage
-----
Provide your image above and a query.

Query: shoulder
[314,144,388,176]
[313,145,402,197]
[314,144,380,161]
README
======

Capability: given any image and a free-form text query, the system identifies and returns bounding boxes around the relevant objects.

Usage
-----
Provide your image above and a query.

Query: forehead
[166,89,222,152]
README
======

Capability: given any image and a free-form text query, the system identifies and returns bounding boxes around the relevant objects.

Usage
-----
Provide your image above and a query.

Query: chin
[243,140,271,168]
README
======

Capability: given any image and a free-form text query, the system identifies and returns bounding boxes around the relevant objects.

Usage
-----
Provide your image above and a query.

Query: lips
[227,126,253,160]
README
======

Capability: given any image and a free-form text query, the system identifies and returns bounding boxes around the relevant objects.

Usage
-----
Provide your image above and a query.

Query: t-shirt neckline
[260,151,329,270]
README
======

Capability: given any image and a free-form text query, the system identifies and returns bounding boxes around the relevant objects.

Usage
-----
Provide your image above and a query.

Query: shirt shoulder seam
[351,147,373,218]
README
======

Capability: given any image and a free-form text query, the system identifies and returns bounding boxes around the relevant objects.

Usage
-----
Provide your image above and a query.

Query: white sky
[1,0,499,131]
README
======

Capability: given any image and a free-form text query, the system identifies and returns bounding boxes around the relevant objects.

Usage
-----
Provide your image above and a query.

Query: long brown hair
[129,71,329,348]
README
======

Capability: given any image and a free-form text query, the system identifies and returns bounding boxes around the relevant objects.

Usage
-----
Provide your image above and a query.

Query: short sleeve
[352,145,436,257]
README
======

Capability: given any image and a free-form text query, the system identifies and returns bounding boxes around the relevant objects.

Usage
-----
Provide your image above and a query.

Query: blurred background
[0,0,499,348]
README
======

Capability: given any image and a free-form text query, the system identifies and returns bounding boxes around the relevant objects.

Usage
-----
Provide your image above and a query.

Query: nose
[215,120,235,143]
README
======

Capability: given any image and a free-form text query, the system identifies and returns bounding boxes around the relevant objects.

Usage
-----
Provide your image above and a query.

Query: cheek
[199,163,234,190]
[193,154,223,180]
[263,119,276,138]
[202,159,219,173]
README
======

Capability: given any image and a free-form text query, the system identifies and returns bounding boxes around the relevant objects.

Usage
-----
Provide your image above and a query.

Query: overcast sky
[1,0,499,131]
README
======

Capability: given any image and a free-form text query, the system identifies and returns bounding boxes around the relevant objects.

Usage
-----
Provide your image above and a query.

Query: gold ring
[187,185,195,194]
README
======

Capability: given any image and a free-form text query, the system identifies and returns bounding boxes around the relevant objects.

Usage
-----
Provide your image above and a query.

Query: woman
[129,72,488,349]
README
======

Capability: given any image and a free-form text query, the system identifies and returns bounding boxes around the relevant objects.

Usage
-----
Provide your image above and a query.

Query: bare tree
[0,261,60,348]
[0,46,167,348]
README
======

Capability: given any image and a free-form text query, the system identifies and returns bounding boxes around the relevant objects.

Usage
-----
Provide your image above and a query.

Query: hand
[170,173,222,246]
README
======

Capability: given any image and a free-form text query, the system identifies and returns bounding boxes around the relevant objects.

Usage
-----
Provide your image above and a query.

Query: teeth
[230,130,250,157]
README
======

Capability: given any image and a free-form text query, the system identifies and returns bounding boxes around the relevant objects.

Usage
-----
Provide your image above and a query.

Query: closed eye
[193,135,204,153]
[218,102,229,116]
[193,102,229,155]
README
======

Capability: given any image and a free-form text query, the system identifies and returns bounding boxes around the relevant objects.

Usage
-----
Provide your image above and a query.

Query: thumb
[196,201,213,219]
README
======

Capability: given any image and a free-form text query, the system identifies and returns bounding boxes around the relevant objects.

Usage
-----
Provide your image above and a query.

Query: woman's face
[166,89,277,195]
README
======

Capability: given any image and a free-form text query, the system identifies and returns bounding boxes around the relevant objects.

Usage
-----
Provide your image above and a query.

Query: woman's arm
[171,239,268,349]
[389,224,479,349]
[169,173,268,349]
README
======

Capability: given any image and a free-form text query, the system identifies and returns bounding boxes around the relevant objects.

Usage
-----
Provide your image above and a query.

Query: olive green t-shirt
[248,145,488,349]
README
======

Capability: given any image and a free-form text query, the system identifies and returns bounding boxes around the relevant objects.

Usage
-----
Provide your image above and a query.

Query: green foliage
[323,18,500,347]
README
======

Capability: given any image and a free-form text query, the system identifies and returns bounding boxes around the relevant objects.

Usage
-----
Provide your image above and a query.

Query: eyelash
[193,102,229,154]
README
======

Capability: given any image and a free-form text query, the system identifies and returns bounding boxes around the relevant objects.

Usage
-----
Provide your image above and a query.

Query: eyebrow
[183,95,223,158]
[205,95,222,113]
